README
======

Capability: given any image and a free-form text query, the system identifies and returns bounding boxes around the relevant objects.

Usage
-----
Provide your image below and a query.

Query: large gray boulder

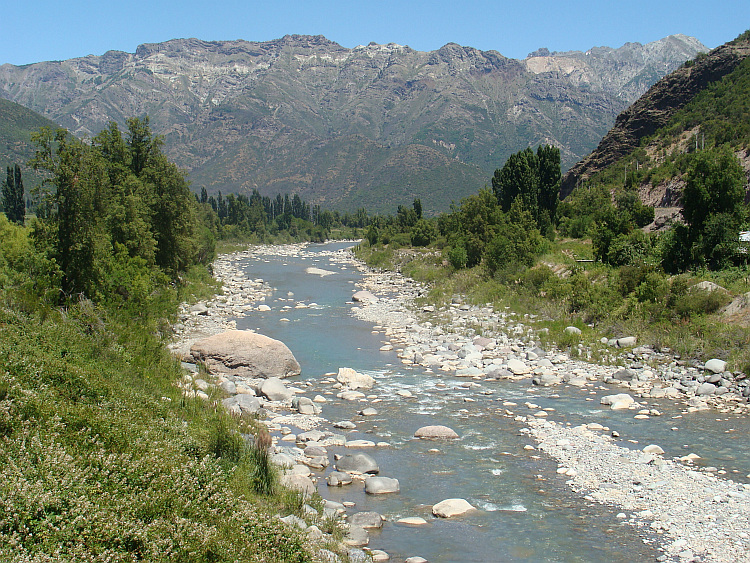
[349,511,384,529]
[336,453,379,474]
[414,425,459,439]
[364,476,400,494]
[190,330,301,379]
[704,359,727,374]
[222,394,261,416]
[337,367,376,390]
[279,474,316,497]
[260,377,294,402]
[352,290,378,303]
[432,498,476,518]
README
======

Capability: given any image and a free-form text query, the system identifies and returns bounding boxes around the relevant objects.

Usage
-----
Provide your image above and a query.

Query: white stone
[432,498,476,518]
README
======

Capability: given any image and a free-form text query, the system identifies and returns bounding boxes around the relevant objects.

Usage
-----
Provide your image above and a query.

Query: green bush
[447,242,468,270]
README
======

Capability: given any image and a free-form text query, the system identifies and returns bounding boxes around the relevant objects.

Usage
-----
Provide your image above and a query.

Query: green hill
[0,97,59,192]
[561,30,750,210]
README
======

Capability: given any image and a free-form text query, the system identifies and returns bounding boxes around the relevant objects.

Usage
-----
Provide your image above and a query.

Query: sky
[2,0,749,66]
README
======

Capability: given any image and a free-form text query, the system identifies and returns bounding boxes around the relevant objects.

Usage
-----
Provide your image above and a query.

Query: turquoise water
[233,242,750,562]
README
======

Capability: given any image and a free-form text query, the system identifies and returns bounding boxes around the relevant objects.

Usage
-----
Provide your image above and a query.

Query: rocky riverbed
[171,243,750,562]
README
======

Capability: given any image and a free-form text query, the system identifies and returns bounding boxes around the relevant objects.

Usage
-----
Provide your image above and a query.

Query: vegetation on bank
[355,132,750,375]
[0,120,341,561]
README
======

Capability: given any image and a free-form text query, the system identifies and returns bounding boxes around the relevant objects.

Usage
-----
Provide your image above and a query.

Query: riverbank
[349,258,750,562]
[174,243,750,562]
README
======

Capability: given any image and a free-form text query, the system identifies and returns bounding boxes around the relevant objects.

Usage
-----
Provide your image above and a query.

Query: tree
[413,198,423,220]
[491,145,561,233]
[681,146,746,239]
[30,128,110,297]
[2,164,25,225]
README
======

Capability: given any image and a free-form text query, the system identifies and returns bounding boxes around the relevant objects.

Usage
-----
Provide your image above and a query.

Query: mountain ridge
[560,37,750,199]
[0,34,706,213]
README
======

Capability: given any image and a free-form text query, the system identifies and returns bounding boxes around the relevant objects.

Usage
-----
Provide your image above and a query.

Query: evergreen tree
[2,164,25,225]
[491,145,561,233]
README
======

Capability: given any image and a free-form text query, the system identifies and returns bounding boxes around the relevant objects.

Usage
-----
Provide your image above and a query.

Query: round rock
[336,453,380,474]
[190,330,301,379]
[349,511,384,529]
[432,498,476,518]
[364,476,400,494]
[414,425,459,439]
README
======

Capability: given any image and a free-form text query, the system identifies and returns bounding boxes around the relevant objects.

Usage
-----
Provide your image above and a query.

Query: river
[229,242,750,563]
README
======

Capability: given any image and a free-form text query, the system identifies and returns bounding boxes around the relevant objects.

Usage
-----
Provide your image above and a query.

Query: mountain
[560,33,750,201]
[0,98,59,186]
[0,34,705,213]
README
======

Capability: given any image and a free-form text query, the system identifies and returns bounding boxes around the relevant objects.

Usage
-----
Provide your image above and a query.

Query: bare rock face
[560,39,750,199]
[190,330,301,379]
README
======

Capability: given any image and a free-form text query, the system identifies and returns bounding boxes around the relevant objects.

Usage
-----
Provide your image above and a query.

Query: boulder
[279,474,316,497]
[260,377,293,402]
[696,382,717,396]
[326,471,353,486]
[352,290,378,303]
[600,393,635,410]
[337,453,379,474]
[191,330,300,379]
[344,525,369,547]
[691,280,726,293]
[612,369,636,381]
[397,517,428,526]
[432,498,476,518]
[337,367,376,390]
[704,359,727,374]
[507,359,530,375]
[349,511,384,529]
[364,476,400,494]
[293,396,321,415]
[616,336,637,348]
[414,425,459,439]
[222,394,261,416]
[564,326,582,336]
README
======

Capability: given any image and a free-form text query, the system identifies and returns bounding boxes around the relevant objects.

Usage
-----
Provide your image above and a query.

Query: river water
[231,242,750,563]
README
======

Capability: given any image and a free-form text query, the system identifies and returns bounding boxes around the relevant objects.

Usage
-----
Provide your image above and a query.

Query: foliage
[681,145,746,237]
[28,121,209,301]
[2,164,25,224]
[491,145,561,234]
[0,164,334,562]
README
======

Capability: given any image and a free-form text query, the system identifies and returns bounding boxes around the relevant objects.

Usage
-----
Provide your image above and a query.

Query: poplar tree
[2,164,25,225]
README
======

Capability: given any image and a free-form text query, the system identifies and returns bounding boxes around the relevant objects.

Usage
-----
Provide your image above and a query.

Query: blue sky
[3,0,748,65]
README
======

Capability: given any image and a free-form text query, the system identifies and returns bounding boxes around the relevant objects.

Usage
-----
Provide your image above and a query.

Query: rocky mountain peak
[560,37,750,199]
[0,34,707,213]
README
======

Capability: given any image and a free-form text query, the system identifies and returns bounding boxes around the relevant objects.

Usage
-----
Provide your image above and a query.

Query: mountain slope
[0,34,705,213]
[560,35,750,199]
[0,98,59,192]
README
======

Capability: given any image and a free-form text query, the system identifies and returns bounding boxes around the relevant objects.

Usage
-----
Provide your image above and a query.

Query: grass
[0,285,340,561]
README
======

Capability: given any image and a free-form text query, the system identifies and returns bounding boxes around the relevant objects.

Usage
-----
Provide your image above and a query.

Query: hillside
[560,33,750,201]
[0,34,704,213]
[0,98,59,190]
